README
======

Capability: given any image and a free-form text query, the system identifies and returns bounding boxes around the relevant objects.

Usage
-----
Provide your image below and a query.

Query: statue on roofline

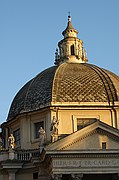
[50,116,59,142]
[8,133,15,150]
[38,127,46,146]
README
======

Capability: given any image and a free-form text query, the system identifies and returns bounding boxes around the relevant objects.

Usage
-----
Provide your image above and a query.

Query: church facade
[0,16,119,180]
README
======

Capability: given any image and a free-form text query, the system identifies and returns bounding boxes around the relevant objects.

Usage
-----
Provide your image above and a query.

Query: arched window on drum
[71,44,75,55]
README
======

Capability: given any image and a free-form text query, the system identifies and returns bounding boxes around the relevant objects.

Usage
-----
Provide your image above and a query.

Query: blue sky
[0,0,119,123]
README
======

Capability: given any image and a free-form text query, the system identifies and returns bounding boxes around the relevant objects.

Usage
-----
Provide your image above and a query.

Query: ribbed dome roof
[7,63,119,121]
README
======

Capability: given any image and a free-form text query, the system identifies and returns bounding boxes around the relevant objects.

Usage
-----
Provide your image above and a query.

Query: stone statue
[8,134,15,149]
[38,127,46,146]
[50,116,59,142]
[82,47,87,62]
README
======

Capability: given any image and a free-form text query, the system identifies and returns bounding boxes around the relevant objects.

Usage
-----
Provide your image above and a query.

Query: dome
[7,62,119,121]
[7,16,119,121]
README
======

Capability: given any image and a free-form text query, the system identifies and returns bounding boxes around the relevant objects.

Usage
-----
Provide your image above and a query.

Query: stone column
[51,174,62,180]
[2,162,23,180]
[7,169,18,180]
[71,173,83,180]
[111,109,117,128]
[8,172,16,180]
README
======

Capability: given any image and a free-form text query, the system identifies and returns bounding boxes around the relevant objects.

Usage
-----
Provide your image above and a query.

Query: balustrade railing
[0,149,40,161]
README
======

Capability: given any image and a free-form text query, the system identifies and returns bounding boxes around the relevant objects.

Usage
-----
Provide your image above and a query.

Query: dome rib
[52,63,67,102]
[84,64,118,105]
[99,67,118,102]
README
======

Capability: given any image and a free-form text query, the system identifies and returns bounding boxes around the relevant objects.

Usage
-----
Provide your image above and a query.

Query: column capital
[51,174,62,180]
[71,173,83,180]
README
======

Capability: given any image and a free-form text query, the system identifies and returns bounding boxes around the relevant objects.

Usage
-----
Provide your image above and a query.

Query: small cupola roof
[62,15,78,38]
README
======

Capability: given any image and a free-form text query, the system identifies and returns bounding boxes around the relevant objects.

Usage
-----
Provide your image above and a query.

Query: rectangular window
[34,121,44,139]
[102,142,106,150]
[13,128,20,146]
[77,118,97,130]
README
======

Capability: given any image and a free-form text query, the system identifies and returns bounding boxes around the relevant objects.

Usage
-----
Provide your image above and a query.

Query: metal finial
[68,11,71,22]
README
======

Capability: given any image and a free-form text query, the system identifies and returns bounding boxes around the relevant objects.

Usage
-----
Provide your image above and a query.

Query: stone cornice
[46,150,119,158]
[51,101,119,107]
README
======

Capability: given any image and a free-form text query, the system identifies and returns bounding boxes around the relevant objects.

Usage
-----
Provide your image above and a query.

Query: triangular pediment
[46,121,119,151]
